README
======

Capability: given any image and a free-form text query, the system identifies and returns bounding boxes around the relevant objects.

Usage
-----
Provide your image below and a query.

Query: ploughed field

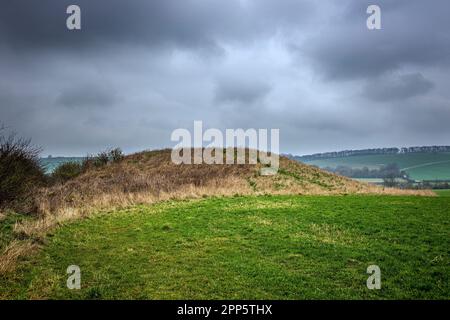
[1,195,448,299]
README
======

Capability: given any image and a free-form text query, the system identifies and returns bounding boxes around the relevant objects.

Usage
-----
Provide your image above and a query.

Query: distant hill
[289,146,450,162]
[288,146,450,181]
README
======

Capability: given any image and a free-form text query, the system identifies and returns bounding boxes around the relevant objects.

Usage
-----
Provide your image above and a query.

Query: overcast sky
[1,0,449,156]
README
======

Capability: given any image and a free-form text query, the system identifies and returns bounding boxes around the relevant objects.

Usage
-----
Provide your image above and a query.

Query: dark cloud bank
[0,0,449,156]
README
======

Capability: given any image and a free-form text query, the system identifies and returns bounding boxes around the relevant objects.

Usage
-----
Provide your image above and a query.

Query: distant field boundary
[401,160,450,171]
[289,150,450,181]
[291,146,450,162]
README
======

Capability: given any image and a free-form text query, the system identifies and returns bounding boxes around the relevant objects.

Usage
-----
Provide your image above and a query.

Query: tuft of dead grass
[0,240,38,274]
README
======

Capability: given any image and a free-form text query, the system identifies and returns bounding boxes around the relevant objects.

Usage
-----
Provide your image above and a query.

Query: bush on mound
[51,148,125,184]
[51,161,83,184]
[0,129,46,213]
[81,147,124,171]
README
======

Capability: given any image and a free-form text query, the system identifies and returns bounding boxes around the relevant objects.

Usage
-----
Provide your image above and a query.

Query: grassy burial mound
[31,149,430,225]
[0,149,433,276]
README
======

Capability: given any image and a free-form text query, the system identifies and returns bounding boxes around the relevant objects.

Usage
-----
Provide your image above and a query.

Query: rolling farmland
[302,152,450,181]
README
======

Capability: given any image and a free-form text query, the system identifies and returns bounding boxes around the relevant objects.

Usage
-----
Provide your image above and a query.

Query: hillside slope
[33,149,429,218]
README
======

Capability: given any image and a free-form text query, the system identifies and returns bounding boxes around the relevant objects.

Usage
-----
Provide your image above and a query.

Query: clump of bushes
[51,161,83,184]
[52,148,124,183]
[0,129,46,213]
[92,150,110,167]
[109,148,124,162]
[82,147,124,169]
[0,123,126,212]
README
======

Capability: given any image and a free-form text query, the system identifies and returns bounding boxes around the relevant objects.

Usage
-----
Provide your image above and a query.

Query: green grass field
[303,152,450,181]
[435,189,450,197]
[2,195,448,300]
[0,213,30,253]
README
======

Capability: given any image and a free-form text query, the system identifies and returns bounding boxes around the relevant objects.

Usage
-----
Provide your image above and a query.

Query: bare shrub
[0,127,46,213]
[81,148,124,171]
[109,147,124,163]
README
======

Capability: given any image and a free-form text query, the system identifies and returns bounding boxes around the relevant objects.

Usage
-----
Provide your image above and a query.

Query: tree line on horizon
[287,146,450,161]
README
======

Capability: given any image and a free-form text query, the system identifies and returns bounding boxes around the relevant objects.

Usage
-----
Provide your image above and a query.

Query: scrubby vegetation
[0,126,126,215]
[50,148,124,184]
[91,147,124,167]
[51,161,83,184]
[0,129,46,213]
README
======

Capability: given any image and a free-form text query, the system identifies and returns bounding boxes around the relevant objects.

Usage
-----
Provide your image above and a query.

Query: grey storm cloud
[0,0,449,156]
[364,73,434,102]
[57,83,118,109]
[0,0,314,51]
[301,0,450,80]
[215,78,271,104]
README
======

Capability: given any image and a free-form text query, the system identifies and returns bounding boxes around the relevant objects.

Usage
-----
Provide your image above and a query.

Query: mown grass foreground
[1,195,449,299]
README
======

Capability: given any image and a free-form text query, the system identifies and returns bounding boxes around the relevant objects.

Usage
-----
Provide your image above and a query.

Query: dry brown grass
[0,148,434,274]
[0,240,38,274]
